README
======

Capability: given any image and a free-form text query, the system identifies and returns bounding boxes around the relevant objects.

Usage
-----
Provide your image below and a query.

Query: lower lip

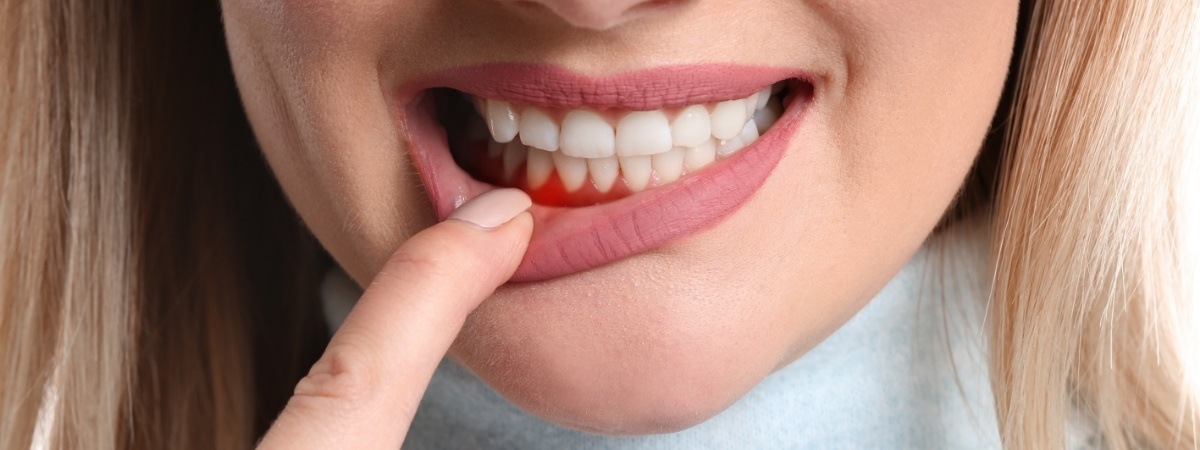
[398,73,811,282]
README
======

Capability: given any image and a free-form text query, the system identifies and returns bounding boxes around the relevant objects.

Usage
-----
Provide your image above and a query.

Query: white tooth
[755,87,771,110]
[744,93,758,116]
[652,147,686,184]
[616,111,673,157]
[671,104,711,148]
[487,140,504,159]
[737,119,760,144]
[526,147,554,188]
[754,96,784,133]
[684,139,717,172]
[519,107,560,151]
[587,156,620,193]
[710,99,747,140]
[717,137,745,156]
[486,100,520,143]
[559,110,615,158]
[502,141,527,182]
[552,151,588,192]
[619,155,653,192]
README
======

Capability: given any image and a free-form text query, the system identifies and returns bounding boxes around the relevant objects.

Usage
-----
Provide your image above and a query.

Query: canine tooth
[710,99,747,140]
[502,141,527,182]
[552,151,588,192]
[652,147,686,184]
[616,111,672,157]
[587,156,620,193]
[520,107,559,151]
[560,110,615,158]
[526,148,554,188]
[684,139,717,172]
[755,87,771,110]
[671,105,711,148]
[744,93,758,116]
[753,97,783,133]
[619,155,653,192]
[486,100,520,143]
[487,140,504,159]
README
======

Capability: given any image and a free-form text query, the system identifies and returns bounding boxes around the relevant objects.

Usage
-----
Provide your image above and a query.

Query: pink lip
[395,63,812,282]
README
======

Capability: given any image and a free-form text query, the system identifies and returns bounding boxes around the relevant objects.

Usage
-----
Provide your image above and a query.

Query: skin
[224,0,1020,443]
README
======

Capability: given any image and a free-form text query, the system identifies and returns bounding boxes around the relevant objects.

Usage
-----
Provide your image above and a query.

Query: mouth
[396,64,813,282]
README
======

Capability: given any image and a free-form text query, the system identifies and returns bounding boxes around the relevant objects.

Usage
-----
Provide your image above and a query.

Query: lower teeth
[440,86,790,206]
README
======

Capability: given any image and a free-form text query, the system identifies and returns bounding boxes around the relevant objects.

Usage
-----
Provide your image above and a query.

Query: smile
[396,64,813,281]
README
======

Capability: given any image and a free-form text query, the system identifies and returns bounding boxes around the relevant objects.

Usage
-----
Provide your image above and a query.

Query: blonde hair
[1,0,1196,449]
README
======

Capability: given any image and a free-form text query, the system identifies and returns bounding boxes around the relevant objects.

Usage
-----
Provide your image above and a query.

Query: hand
[257,188,534,449]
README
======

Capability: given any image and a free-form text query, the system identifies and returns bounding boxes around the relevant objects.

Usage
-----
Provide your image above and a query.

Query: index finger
[258,188,534,450]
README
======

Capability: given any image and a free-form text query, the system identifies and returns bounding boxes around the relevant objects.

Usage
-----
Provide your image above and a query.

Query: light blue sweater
[320,219,1095,449]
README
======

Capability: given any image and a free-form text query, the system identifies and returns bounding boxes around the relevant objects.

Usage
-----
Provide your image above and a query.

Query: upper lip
[396,62,809,111]
[395,63,813,282]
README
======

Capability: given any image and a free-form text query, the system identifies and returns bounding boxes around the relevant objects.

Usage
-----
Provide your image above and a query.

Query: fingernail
[448,188,533,229]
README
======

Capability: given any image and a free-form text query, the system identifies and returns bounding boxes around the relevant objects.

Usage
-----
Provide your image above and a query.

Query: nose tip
[502,0,680,30]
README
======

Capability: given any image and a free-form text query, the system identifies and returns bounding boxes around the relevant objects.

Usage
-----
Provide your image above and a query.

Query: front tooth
[560,110,615,158]
[526,147,554,188]
[753,97,784,132]
[619,155,653,192]
[652,147,686,184]
[502,141,527,182]
[710,99,747,140]
[616,111,673,157]
[684,139,717,172]
[671,104,711,148]
[587,156,620,193]
[486,100,520,143]
[519,107,559,151]
[755,87,771,110]
[552,151,588,192]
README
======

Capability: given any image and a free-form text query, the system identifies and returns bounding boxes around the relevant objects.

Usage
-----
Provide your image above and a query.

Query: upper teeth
[475,83,786,193]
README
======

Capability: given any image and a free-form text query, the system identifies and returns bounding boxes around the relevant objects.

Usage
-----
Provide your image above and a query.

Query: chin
[448,262,787,435]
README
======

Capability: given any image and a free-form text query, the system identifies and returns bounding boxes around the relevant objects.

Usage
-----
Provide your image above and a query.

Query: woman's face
[222,0,1017,433]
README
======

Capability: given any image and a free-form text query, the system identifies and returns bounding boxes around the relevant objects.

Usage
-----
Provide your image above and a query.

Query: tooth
[616,111,673,157]
[744,93,758,116]
[487,140,504,159]
[526,147,554,188]
[619,155,653,192]
[755,87,771,110]
[710,99,747,140]
[551,151,588,192]
[519,107,560,151]
[587,156,620,193]
[754,97,784,133]
[737,119,760,144]
[717,137,744,156]
[559,110,615,158]
[486,100,520,143]
[502,141,527,182]
[652,147,686,184]
[671,104,711,148]
[684,139,717,172]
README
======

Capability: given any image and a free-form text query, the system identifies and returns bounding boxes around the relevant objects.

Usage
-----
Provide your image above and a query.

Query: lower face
[222,0,1018,434]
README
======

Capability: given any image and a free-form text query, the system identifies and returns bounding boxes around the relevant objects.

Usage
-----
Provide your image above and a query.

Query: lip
[395,63,812,282]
